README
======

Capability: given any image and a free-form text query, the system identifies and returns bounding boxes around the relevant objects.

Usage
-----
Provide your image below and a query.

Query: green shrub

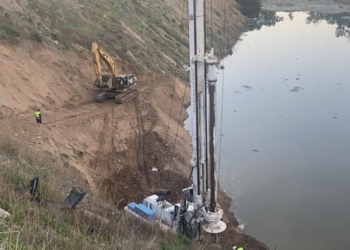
[1,24,21,37]
[159,233,192,250]
[235,0,261,18]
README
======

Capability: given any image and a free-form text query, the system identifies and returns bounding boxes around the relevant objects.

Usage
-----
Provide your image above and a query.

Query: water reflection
[217,11,350,250]
[247,10,350,40]
[247,10,284,31]
[307,12,350,39]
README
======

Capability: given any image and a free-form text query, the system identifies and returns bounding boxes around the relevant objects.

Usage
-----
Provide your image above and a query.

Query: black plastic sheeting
[30,177,39,196]
[65,189,86,208]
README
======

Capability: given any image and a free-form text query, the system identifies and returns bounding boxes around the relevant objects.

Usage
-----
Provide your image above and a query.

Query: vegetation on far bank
[235,0,262,18]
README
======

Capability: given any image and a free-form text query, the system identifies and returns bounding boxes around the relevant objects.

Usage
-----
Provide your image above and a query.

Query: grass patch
[0,138,208,249]
[160,233,192,250]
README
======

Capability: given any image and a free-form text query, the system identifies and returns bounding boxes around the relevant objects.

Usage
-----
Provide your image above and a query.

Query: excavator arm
[91,42,119,88]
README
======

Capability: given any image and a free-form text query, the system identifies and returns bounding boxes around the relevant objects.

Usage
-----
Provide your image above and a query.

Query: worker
[34,108,42,124]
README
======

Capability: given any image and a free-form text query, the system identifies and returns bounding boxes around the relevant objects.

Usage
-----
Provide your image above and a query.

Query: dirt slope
[0,39,268,249]
[0,40,191,201]
[0,41,94,118]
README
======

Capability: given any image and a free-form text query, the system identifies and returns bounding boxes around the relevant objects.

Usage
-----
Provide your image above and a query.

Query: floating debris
[237,223,246,231]
[242,85,253,91]
[252,149,260,152]
[333,117,337,119]
[295,78,299,80]
[290,86,301,92]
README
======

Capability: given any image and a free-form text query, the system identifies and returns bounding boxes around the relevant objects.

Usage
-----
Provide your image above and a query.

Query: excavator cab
[116,74,137,91]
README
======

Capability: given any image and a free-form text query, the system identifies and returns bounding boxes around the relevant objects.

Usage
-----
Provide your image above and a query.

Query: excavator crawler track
[115,88,137,104]
[96,92,107,103]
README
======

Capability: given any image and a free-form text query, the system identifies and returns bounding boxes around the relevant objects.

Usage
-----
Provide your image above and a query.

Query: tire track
[134,98,151,188]
[91,106,114,170]
[44,105,109,125]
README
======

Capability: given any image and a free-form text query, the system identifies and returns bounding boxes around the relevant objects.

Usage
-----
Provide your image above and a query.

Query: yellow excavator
[91,42,138,104]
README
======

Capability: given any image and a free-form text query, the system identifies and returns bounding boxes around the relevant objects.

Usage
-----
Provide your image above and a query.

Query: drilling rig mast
[187,0,226,236]
[124,0,226,239]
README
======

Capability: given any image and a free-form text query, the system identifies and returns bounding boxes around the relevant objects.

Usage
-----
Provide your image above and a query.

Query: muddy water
[217,12,350,250]
[185,11,350,250]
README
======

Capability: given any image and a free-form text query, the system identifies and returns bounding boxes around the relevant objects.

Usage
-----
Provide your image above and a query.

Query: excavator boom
[91,42,138,104]
[91,42,119,88]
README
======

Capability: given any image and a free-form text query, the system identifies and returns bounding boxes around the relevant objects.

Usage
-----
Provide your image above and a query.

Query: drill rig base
[202,221,227,234]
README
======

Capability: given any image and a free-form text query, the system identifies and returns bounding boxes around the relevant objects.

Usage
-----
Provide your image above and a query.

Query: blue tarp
[135,203,156,222]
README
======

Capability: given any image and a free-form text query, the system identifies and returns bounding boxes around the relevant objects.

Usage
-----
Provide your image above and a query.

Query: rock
[0,208,10,218]
[151,167,158,172]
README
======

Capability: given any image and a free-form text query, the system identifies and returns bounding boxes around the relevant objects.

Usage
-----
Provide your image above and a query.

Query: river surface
[185,11,350,250]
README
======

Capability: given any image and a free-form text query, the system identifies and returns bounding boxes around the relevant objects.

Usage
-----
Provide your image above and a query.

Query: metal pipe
[207,49,218,212]
[188,0,199,196]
